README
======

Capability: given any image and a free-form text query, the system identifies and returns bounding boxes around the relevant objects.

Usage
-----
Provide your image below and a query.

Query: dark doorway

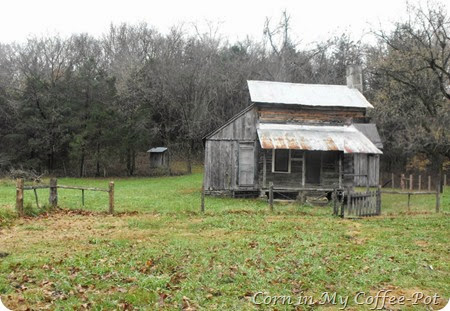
[306,151,321,184]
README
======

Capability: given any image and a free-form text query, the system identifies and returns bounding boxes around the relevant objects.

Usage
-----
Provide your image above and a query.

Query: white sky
[0,0,444,45]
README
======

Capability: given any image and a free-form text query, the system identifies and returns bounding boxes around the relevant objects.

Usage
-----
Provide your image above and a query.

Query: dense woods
[0,3,448,177]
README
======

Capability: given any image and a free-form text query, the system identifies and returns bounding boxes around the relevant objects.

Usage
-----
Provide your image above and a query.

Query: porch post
[366,155,371,192]
[263,150,267,188]
[302,151,306,187]
[338,153,342,188]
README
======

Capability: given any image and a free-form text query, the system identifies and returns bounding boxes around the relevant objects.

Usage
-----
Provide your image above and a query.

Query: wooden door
[239,143,255,186]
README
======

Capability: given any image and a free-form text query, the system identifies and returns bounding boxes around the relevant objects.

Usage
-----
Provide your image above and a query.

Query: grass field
[0,173,449,310]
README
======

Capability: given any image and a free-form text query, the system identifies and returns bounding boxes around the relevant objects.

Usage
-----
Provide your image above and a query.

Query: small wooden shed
[147,147,169,169]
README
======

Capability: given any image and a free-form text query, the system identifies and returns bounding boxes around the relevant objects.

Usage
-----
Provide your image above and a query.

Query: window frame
[272,149,291,173]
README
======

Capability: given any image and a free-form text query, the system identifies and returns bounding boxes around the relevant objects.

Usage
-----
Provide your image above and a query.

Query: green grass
[0,174,449,310]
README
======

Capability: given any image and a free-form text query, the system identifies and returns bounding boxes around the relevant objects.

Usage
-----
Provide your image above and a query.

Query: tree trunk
[48,147,54,172]
[126,148,135,176]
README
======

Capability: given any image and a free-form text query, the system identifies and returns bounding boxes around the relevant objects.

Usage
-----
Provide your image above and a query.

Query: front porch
[259,149,348,200]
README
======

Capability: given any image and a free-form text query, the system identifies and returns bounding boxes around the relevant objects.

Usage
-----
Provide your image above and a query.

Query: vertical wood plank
[348,192,351,216]
[366,155,370,192]
[49,178,58,208]
[263,151,267,188]
[391,173,394,189]
[338,153,342,189]
[407,193,411,212]
[82,189,85,207]
[269,182,274,212]
[428,175,431,191]
[409,174,413,191]
[302,151,306,187]
[109,181,114,214]
[16,178,24,217]
[418,175,421,191]
[401,174,405,190]
[377,185,381,215]
[333,189,337,215]
[201,181,205,213]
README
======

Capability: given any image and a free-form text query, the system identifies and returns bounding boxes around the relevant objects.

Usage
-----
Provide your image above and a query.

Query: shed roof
[353,123,383,149]
[147,147,168,153]
[247,80,373,109]
[257,123,382,154]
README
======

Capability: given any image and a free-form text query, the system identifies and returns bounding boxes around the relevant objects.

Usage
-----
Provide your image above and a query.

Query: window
[272,149,291,173]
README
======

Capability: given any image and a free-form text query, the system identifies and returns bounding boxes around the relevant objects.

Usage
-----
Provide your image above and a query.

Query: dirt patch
[0,212,162,257]
[178,187,199,194]
[415,240,429,247]
[344,222,370,245]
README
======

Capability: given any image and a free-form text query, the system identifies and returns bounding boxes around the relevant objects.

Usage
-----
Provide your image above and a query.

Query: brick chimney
[346,65,363,92]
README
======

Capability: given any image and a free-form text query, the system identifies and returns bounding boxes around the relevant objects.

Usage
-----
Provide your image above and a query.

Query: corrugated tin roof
[147,147,168,153]
[257,123,382,154]
[353,123,383,149]
[247,80,373,109]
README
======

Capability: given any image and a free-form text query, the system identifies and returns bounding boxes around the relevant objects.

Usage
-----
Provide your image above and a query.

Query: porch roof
[257,123,382,154]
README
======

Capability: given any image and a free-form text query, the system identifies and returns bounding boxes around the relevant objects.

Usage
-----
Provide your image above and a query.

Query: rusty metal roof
[247,80,373,108]
[257,123,382,154]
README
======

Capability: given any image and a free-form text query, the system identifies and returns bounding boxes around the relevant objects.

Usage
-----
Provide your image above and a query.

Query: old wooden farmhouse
[203,66,383,199]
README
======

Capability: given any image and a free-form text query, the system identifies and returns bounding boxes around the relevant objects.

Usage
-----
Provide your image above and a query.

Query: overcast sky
[0,0,444,45]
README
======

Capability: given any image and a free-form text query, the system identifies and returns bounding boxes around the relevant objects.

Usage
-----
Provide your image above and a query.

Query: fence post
[200,182,205,213]
[391,173,394,189]
[428,175,431,191]
[436,177,440,213]
[333,189,337,216]
[407,193,411,212]
[49,178,58,208]
[109,181,114,214]
[376,185,381,215]
[269,182,274,212]
[401,174,405,190]
[82,189,85,207]
[409,174,413,191]
[348,189,352,216]
[16,178,24,217]
[418,175,421,191]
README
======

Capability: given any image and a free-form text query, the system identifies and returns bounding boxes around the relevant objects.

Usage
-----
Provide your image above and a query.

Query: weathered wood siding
[258,106,366,124]
[208,106,257,140]
[204,107,258,192]
[258,149,304,189]
[343,153,354,188]
[354,154,380,186]
[149,153,168,168]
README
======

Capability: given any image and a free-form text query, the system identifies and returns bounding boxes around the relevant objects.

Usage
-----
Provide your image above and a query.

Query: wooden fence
[383,173,447,192]
[15,178,114,217]
[334,187,381,218]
